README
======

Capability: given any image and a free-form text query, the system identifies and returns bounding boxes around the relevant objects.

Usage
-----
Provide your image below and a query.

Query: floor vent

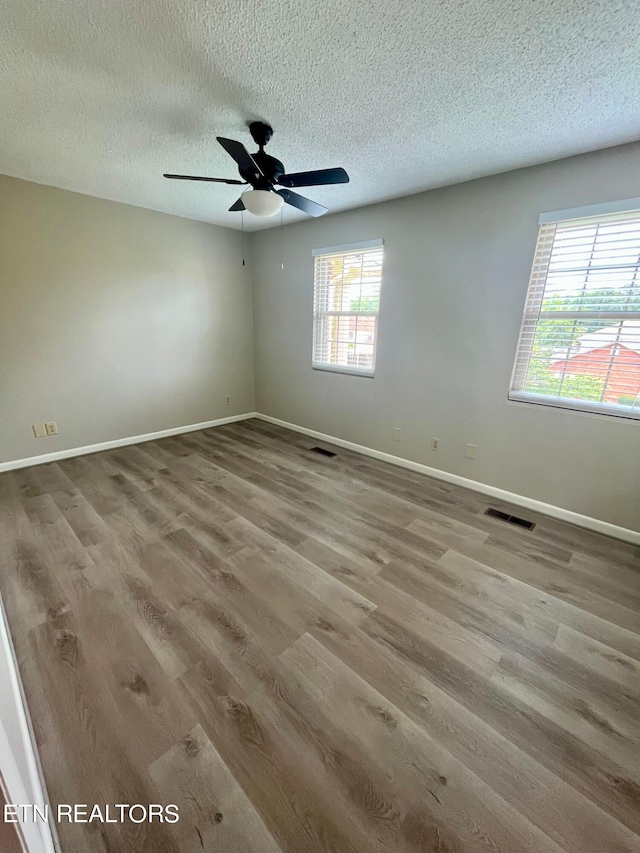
[310,446,337,457]
[485,507,535,530]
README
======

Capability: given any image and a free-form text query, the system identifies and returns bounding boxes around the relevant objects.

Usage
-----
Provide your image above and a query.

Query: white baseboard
[255,413,640,546]
[2,409,637,545]
[0,412,257,473]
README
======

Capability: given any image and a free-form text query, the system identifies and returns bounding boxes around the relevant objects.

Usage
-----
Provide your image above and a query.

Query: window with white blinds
[312,240,384,376]
[510,202,640,419]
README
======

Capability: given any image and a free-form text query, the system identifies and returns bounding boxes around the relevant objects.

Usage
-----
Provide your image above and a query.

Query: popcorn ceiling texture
[1,0,639,231]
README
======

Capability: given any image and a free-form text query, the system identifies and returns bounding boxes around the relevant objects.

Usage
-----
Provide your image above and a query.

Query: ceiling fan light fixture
[241,189,284,217]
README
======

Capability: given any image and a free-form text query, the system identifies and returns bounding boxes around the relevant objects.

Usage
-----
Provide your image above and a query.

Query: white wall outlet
[45,421,58,436]
[465,443,476,460]
[431,437,440,451]
[32,423,47,438]
[392,427,402,441]
[225,396,231,406]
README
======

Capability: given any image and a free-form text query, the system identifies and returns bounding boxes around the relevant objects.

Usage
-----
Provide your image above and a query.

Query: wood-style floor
[0,781,24,853]
[1,419,639,853]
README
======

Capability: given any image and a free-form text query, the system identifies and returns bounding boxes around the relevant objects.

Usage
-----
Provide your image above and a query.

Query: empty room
[1,1,640,851]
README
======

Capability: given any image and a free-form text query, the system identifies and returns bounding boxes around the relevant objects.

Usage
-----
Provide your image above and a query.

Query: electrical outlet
[225,396,231,406]
[32,423,47,438]
[45,421,58,436]
[392,427,402,441]
[465,443,476,460]
[431,437,440,451]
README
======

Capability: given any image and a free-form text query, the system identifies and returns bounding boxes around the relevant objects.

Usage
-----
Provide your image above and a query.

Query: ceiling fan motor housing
[241,153,284,189]
[241,122,284,190]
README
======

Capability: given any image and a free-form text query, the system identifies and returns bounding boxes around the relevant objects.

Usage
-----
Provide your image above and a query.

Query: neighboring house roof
[554,321,640,361]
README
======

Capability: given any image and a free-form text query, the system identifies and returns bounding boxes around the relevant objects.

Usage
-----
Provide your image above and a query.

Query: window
[312,240,383,376]
[510,200,640,419]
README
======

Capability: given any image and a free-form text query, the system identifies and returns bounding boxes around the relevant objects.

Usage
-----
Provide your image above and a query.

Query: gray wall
[0,175,254,463]
[251,143,640,532]
[2,149,639,531]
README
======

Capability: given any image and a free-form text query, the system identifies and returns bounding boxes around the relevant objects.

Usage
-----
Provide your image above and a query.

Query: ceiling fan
[164,121,349,218]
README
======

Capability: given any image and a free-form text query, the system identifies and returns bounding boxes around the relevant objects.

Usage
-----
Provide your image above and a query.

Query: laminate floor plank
[178,588,449,853]
[491,652,640,771]
[0,418,638,852]
[554,623,640,688]
[359,609,640,835]
[179,657,377,853]
[229,545,377,630]
[379,554,560,648]
[440,543,640,634]
[149,723,284,853]
[440,549,640,662]
[304,619,640,853]
[280,633,566,853]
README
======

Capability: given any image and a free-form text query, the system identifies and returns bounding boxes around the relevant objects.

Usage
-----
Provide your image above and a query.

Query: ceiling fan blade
[216,137,263,176]
[229,197,246,212]
[276,189,327,217]
[278,167,349,188]
[163,173,246,185]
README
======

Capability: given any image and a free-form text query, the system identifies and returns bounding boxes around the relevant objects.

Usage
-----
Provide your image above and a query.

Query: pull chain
[280,206,284,271]
[241,210,245,266]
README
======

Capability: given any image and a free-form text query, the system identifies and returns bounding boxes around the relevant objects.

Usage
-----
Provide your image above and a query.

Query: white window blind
[510,207,640,419]
[312,240,383,376]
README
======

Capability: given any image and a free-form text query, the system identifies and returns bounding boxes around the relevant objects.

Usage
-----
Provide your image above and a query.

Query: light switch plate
[465,443,477,459]
[392,428,402,441]
[32,423,47,438]
[45,421,58,436]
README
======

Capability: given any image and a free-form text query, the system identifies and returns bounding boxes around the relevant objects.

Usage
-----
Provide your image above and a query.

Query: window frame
[311,239,384,378]
[509,199,640,421]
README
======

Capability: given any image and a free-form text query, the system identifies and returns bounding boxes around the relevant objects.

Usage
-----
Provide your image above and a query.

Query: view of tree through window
[511,210,640,417]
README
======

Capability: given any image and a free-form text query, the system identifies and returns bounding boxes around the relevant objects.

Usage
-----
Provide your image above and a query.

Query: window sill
[508,391,640,421]
[312,363,375,378]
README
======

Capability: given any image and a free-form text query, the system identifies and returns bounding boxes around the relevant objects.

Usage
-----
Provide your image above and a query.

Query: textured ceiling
[1,0,639,231]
